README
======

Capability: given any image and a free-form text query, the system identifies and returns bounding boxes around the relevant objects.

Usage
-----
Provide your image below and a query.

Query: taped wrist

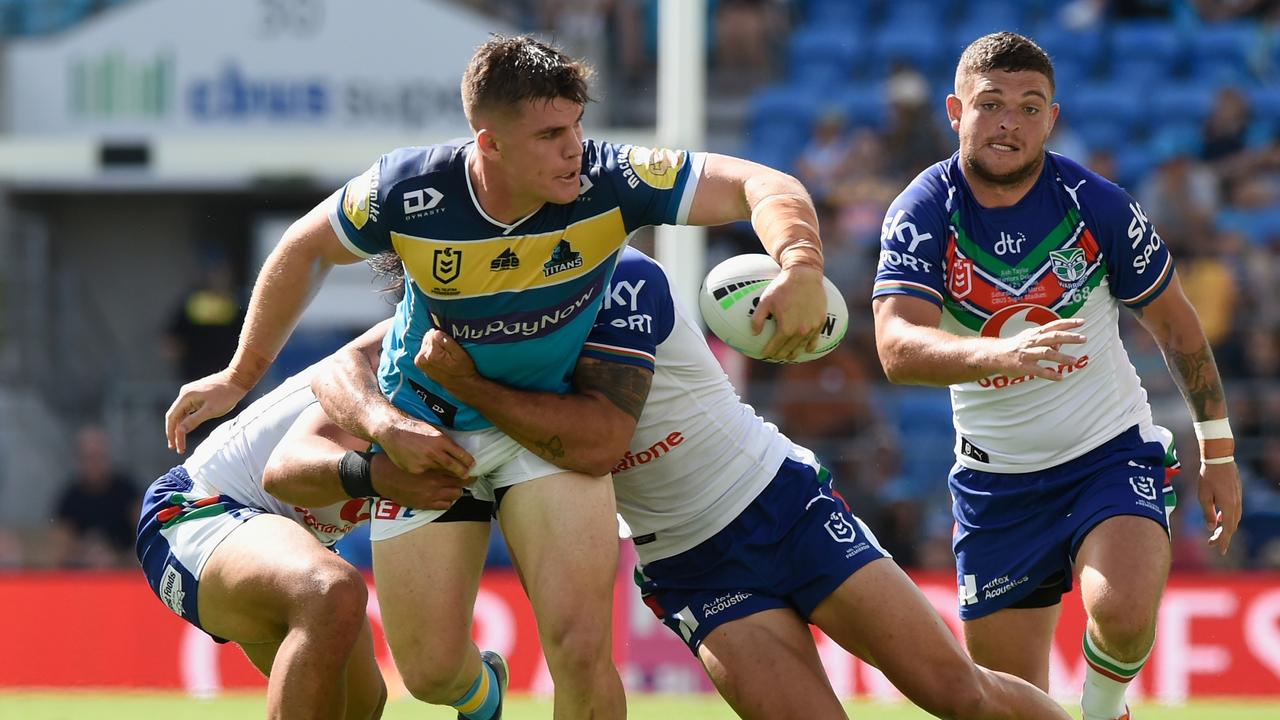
[338,450,379,498]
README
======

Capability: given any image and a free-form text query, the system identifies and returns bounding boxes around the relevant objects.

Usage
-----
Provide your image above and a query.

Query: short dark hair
[461,35,594,126]
[956,32,1055,94]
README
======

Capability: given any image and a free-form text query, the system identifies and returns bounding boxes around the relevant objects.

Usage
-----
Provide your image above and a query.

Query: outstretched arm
[1129,273,1242,555]
[872,295,1088,386]
[165,198,362,453]
[688,154,828,361]
[415,330,647,477]
[308,320,475,478]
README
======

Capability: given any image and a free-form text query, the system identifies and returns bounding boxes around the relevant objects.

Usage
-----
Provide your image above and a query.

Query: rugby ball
[698,253,848,363]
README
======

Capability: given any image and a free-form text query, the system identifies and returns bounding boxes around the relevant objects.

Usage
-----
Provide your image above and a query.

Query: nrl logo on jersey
[1050,248,1088,286]
[543,239,583,277]
[433,247,462,286]
[948,253,973,299]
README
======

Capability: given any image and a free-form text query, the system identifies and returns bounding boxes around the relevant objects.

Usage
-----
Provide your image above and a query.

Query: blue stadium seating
[1069,82,1145,136]
[803,0,878,28]
[870,23,947,79]
[1108,21,1186,74]
[1151,83,1218,126]
[1188,22,1259,81]
[1031,25,1105,78]
[1071,121,1128,152]
[788,27,863,89]
[835,82,889,129]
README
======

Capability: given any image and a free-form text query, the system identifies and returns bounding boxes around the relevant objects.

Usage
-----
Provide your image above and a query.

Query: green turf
[1,692,1278,719]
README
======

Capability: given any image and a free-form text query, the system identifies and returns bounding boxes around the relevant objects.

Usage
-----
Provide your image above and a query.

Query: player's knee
[911,663,988,720]
[400,660,471,706]
[293,562,368,632]
[540,620,613,682]
[1089,602,1154,658]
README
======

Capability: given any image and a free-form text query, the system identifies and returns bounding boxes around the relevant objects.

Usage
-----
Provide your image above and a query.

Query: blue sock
[451,659,500,720]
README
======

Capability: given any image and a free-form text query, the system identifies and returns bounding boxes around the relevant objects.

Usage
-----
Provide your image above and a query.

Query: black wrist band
[338,450,378,498]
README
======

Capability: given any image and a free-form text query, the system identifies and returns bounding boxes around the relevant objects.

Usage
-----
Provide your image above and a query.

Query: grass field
[3,693,1279,719]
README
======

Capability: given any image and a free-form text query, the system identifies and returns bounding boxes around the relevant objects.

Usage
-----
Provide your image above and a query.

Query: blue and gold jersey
[328,139,705,429]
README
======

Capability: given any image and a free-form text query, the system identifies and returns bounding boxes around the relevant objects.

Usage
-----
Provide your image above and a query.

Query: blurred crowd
[6,0,1280,574]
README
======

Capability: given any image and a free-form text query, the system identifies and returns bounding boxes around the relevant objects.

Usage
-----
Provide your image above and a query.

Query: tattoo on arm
[1167,343,1227,420]
[575,358,654,422]
[533,435,566,461]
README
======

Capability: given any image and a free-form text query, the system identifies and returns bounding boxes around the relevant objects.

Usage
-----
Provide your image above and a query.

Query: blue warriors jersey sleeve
[593,141,706,233]
[1075,178,1174,309]
[580,249,676,372]
[872,166,951,307]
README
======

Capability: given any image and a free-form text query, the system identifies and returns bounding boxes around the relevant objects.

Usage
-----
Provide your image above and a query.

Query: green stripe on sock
[1082,634,1147,679]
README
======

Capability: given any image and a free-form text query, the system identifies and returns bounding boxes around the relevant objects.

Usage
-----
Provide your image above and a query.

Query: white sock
[1081,632,1150,720]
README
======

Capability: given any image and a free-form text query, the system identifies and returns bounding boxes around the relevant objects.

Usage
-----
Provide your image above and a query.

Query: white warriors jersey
[873,153,1174,472]
[580,249,800,562]
[183,365,370,545]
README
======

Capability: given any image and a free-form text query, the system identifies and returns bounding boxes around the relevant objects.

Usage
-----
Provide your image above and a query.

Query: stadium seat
[1114,146,1158,188]
[1188,22,1259,82]
[871,23,947,78]
[1071,121,1128,152]
[1069,82,1145,137]
[835,82,889,129]
[958,0,1030,31]
[1108,55,1174,88]
[1247,86,1280,124]
[1151,83,1218,126]
[18,0,92,35]
[880,0,956,29]
[804,0,877,28]
[788,27,862,89]
[1032,25,1105,77]
[1107,21,1186,76]
[745,86,820,172]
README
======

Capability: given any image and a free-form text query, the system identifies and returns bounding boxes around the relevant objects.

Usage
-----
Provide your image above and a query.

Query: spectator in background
[1137,135,1221,251]
[795,110,853,202]
[164,250,244,384]
[1202,87,1254,165]
[1086,147,1121,182]
[881,66,953,184]
[712,0,785,93]
[50,425,139,568]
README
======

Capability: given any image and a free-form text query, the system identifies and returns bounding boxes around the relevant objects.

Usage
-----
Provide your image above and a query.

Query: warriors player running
[164,35,827,720]
[136,324,466,720]
[305,248,1071,720]
[872,32,1242,720]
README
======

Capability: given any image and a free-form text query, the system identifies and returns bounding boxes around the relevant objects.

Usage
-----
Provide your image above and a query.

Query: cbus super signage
[5,0,507,134]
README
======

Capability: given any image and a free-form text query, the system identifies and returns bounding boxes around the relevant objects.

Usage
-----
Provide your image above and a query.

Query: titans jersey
[184,366,369,546]
[873,152,1174,473]
[329,140,705,430]
[583,248,797,562]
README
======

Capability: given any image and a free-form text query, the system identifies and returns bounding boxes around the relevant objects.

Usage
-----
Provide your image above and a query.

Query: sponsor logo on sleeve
[625,145,686,190]
[342,163,380,230]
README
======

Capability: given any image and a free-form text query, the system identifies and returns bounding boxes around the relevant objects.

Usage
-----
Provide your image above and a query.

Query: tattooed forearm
[1166,342,1227,420]
[533,434,566,461]
[575,358,654,422]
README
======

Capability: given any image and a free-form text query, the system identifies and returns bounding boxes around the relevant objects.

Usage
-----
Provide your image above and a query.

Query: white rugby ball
[698,253,848,363]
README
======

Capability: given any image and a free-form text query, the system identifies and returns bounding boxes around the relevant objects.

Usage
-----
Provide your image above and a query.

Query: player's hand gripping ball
[699,253,848,363]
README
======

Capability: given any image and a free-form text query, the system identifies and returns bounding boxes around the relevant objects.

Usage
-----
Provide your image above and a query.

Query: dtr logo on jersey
[949,253,974,299]
[433,247,462,285]
[979,303,1060,338]
[1050,248,1088,285]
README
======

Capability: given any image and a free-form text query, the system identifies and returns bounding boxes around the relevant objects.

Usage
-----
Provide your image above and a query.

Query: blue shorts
[135,467,265,637]
[952,425,1177,621]
[635,457,890,653]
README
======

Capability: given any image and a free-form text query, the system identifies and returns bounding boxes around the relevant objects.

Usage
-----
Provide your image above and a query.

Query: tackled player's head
[463,35,596,205]
[948,32,1059,191]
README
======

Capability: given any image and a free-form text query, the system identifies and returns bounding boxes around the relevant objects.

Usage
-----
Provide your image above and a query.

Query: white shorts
[368,426,565,542]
